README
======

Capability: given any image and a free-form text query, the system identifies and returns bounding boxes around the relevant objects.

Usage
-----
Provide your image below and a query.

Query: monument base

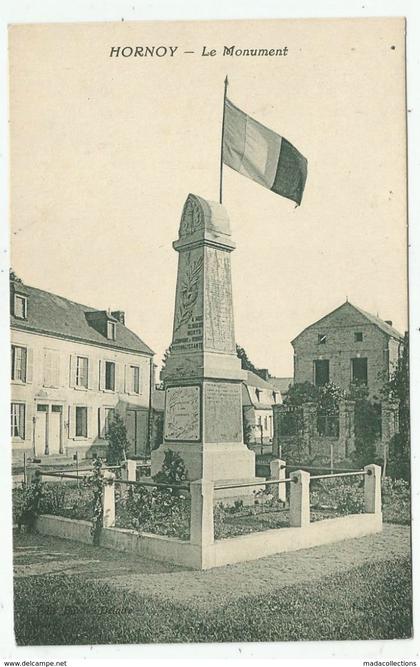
[151,441,262,504]
[151,441,255,480]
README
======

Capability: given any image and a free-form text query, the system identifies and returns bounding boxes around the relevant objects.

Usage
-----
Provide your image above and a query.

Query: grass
[14,556,412,645]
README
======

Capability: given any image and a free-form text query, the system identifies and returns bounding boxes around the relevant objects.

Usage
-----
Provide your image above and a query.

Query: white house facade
[10,274,154,464]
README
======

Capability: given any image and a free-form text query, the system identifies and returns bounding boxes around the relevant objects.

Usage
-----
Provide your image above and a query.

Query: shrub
[310,477,364,515]
[14,472,44,531]
[107,412,129,465]
[115,450,191,540]
[382,477,411,525]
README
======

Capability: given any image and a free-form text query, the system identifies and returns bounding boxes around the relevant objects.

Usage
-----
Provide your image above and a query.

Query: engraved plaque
[204,247,235,353]
[164,385,200,441]
[204,382,242,443]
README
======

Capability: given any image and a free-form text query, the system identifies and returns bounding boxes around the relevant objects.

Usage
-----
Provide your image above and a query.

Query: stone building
[10,273,154,464]
[272,301,403,464]
[242,371,282,447]
[292,301,404,398]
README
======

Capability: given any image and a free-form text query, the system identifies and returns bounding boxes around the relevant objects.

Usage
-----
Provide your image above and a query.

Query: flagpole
[219,75,229,204]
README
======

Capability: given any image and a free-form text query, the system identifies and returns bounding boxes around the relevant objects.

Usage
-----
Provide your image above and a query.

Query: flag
[222,97,307,205]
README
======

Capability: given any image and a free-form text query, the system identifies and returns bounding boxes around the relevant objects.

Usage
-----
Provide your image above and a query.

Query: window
[76,356,89,388]
[107,321,116,340]
[264,416,268,430]
[14,294,27,319]
[351,357,368,384]
[255,388,261,401]
[75,406,88,437]
[272,391,277,404]
[130,366,140,394]
[104,407,116,436]
[105,361,115,391]
[314,359,330,386]
[11,403,25,439]
[318,334,327,345]
[11,345,27,382]
[354,332,363,342]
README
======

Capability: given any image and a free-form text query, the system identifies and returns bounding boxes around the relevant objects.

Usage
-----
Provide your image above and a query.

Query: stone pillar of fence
[302,403,317,458]
[26,465,41,485]
[381,400,399,459]
[338,399,356,458]
[269,459,286,503]
[120,459,137,496]
[102,471,116,528]
[289,470,310,527]
[190,479,214,546]
[363,464,382,514]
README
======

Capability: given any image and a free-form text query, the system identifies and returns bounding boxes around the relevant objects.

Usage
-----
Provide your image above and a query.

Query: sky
[9,17,408,377]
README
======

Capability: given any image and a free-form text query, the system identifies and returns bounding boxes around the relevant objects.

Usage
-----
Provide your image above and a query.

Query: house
[291,301,404,398]
[242,370,282,446]
[10,273,154,464]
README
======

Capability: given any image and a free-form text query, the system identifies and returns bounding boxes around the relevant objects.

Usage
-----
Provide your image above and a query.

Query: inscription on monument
[204,382,242,443]
[164,385,200,441]
[204,248,235,353]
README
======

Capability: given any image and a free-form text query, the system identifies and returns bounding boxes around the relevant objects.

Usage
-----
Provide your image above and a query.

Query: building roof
[291,301,404,344]
[244,370,281,392]
[269,377,294,393]
[10,280,154,356]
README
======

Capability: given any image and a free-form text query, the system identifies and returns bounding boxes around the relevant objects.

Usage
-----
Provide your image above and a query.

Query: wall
[11,328,151,463]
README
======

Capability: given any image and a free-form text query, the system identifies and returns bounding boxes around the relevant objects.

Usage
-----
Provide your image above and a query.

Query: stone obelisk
[151,193,256,485]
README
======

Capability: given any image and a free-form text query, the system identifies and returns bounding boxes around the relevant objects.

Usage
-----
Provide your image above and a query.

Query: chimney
[111,310,125,325]
[385,320,393,327]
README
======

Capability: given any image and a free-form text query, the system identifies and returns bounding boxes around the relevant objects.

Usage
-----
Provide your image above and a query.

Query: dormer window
[14,294,27,319]
[318,334,327,345]
[255,388,261,402]
[107,321,116,340]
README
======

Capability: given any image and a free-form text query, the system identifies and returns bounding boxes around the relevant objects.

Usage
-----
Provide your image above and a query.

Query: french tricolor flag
[223,97,308,206]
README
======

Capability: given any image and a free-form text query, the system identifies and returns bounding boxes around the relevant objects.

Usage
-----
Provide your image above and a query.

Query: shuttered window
[11,345,27,382]
[131,366,140,394]
[14,294,27,319]
[76,356,89,388]
[11,403,25,439]
[105,361,115,391]
[75,406,88,437]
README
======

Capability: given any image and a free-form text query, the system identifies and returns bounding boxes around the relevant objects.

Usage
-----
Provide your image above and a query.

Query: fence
[27,457,383,570]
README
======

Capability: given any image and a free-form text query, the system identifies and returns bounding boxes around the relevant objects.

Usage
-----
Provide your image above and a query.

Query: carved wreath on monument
[174,253,203,332]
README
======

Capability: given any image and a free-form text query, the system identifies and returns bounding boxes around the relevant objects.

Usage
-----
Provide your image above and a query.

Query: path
[14,524,410,610]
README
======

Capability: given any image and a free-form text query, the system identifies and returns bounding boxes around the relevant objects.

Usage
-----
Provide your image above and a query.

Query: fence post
[289,470,310,527]
[190,479,214,546]
[102,471,116,528]
[120,459,137,496]
[26,464,41,485]
[270,459,286,503]
[364,464,382,514]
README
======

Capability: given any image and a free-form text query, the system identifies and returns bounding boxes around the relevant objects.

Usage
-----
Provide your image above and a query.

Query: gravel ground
[14,524,410,610]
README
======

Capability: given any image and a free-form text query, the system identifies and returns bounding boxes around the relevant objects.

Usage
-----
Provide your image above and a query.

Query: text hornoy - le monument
[151,77,308,496]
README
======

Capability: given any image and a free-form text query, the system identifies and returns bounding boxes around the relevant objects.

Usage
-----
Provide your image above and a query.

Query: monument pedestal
[151,194,258,495]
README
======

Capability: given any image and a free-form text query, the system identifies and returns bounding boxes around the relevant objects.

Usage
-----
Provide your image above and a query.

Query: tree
[283,381,320,407]
[160,345,172,374]
[236,344,269,380]
[106,412,129,465]
[347,382,381,468]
